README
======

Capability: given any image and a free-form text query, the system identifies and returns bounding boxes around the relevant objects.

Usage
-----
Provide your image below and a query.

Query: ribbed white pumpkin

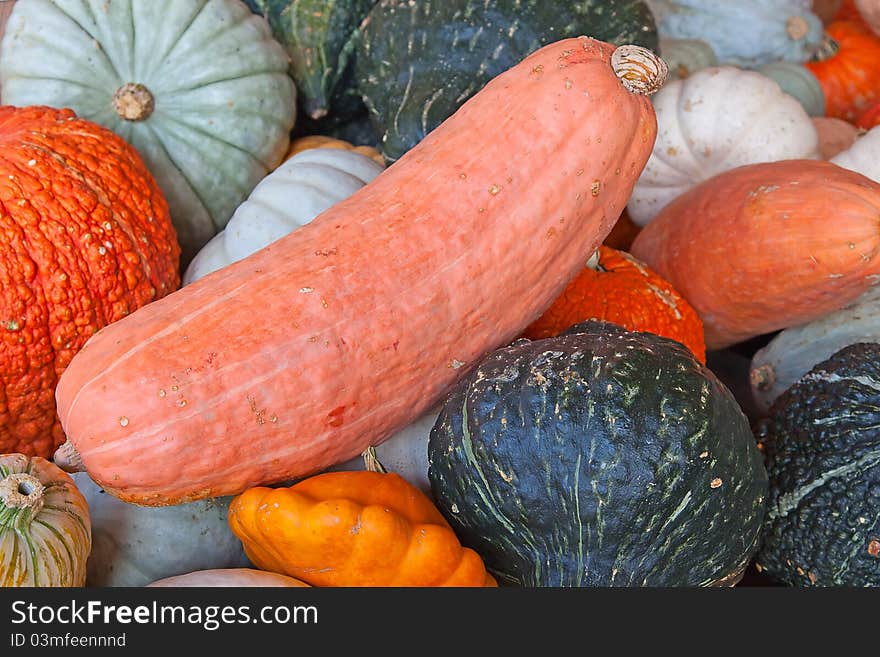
[72,472,248,587]
[184,148,384,284]
[750,286,880,413]
[831,126,880,182]
[0,0,297,264]
[1,454,91,587]
[628,66,820,226]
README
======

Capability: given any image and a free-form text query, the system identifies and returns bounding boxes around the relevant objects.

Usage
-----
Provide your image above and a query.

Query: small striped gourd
[0,454,91,587]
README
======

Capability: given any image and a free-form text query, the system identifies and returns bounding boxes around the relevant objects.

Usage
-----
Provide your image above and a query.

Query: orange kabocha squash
[806,21,880,121]
[285,136,385,166]
[229,470,496,587]
[524,246,706,363]
[0,106,179,458]
[52,39,665,505]
[631,159,880,349]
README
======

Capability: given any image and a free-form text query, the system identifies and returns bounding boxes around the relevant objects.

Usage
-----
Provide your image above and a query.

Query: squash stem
[362,446,388,474]
[53,441,86,473]
[113,83,155,121]
[0,472,45,526]
[611,45,668,96]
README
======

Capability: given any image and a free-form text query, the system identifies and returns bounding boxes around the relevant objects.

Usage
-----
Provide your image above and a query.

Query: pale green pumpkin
[0,0,297,264]
[758,62,825,117]
[1,454,91,587]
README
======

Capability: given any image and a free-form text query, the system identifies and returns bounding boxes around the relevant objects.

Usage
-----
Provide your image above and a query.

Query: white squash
[183,148,384,284]
[750,286,880,414]
[148,568,309,588]
[831,126,880,182]
[327,410,437,494]
[73,472,248,587]
[628,66,820,226]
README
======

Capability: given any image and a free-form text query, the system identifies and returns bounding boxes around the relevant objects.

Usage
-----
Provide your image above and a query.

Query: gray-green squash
[73,473,249,587]
[428,321,768,587]
[355,0,659,162]
[756,343,880,587]
[758,61,826,117]
[0,0,297,265]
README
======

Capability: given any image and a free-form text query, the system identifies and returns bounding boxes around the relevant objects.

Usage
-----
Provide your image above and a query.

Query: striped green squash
[0,454,91,587]
[0,0,297,265]
[428,321,768,587]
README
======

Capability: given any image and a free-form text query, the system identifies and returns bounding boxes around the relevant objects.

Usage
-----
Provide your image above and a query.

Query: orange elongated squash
[630,159,880,349]
[53,38,665,505]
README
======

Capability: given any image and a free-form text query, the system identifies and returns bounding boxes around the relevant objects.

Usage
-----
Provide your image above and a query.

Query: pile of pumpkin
[1,0,879,589]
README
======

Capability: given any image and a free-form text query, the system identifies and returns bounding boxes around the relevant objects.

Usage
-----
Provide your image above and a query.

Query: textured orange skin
[524,246,706,363]
[0,106,179,457]
[631,159,880,349]
[285,136,385,166]
[806,21,880,122]
[54,38,658,505]
[229,471,496,587]
[857,99,880,128]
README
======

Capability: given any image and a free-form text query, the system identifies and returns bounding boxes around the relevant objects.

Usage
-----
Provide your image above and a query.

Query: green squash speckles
[756,343,880,587]
[428,321,767,587]
[356,0,658,162]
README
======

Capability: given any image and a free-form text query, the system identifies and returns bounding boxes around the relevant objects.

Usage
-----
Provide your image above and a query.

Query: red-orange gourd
[52,39,665,505]
[0,106,179,458]
[630,159,880,349]
[229,470,496,587]
[857,98,880,128]
[602,209,641,250]
[524,246,706,363]
[806,21,880,121]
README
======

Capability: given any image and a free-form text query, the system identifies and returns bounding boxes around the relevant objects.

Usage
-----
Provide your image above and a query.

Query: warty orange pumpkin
[228,470,496,587]
[806,21,880,121]
[524,246,706,363]
[631,159,880,349]
[52,38,666,505]
[0,106,179,458]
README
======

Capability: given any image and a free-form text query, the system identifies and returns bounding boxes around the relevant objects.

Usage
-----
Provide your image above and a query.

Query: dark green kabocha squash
[756,343,880,587]
[245,0,379,120]
[428,321,768,587]
[356,0,658,162]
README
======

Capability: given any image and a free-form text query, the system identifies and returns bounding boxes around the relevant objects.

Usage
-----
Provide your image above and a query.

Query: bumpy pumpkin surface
[429,321,768,587]
[523,246,706,363]
[0,106,179,457]
[0,0,297,264]
[0,453,91,587]
[229,471,497,587]
[756,343,880,586]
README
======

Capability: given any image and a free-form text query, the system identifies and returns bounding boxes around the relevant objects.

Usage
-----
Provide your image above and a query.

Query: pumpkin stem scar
[53,441,86,473]
[0,472,45,518]
[113,83,155,122]
[786,16,809,41]
[611,45,668,96]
